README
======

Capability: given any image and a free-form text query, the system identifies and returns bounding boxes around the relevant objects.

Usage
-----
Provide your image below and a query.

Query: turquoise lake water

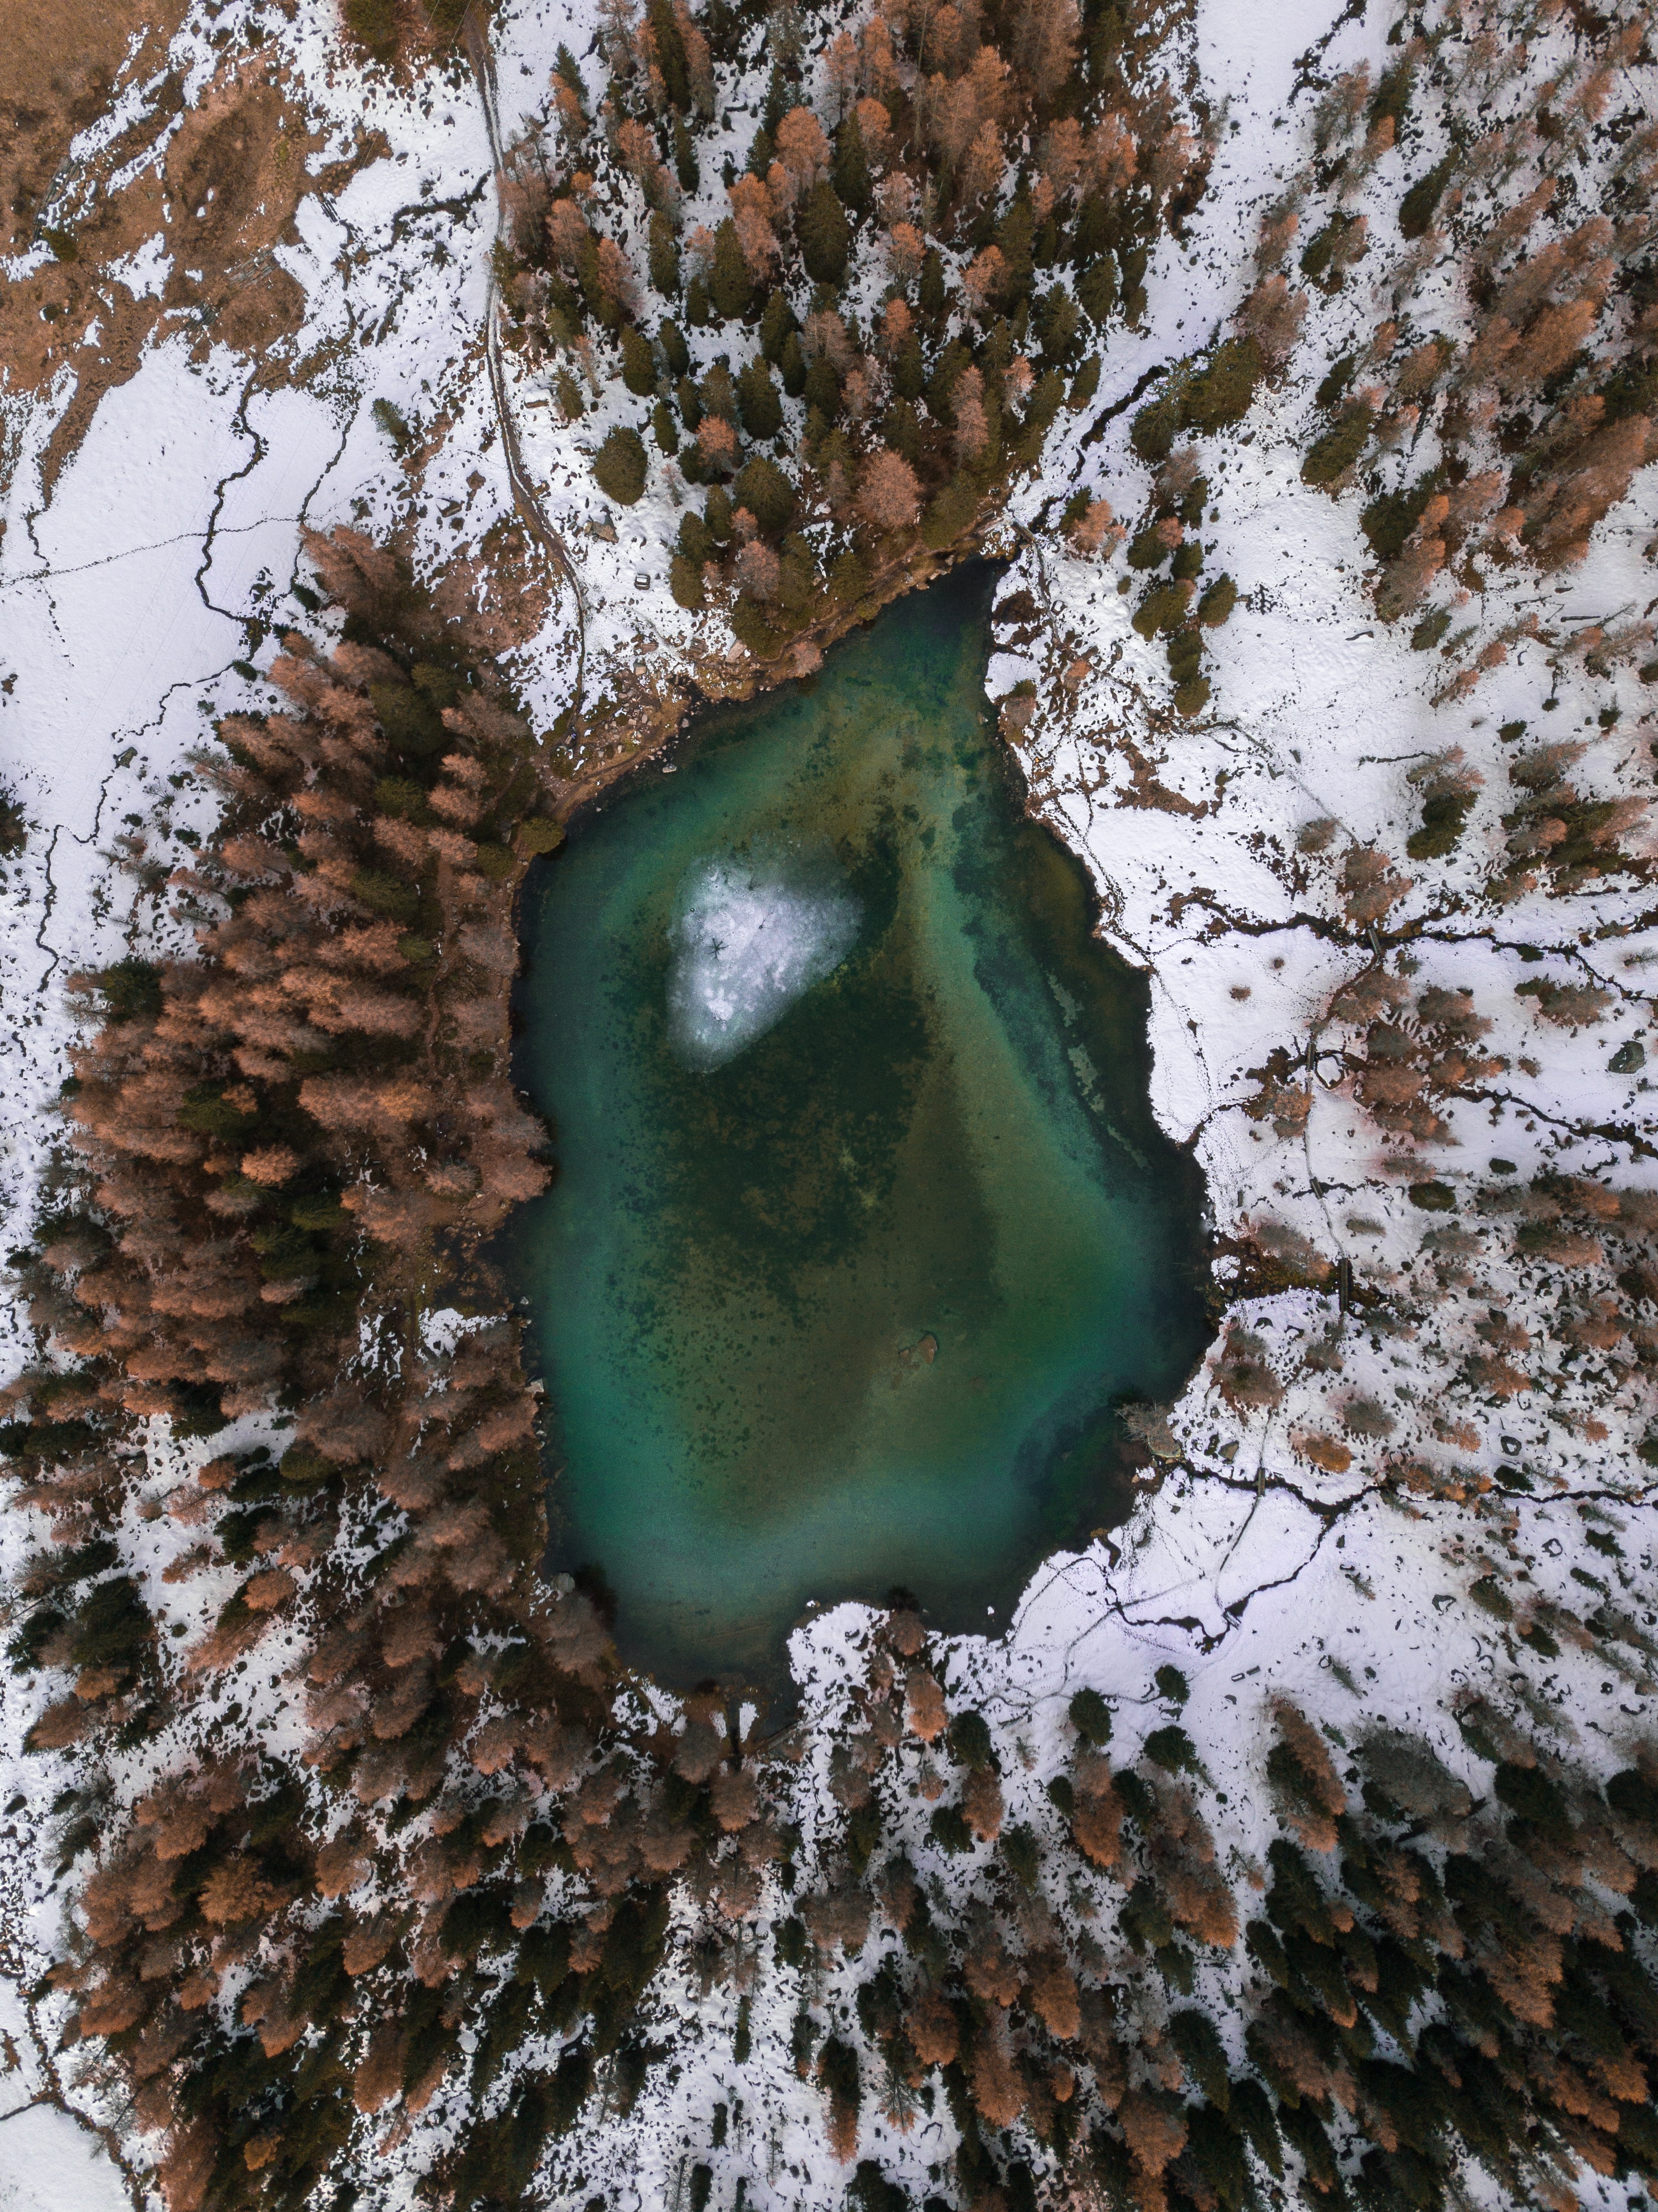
[510,564,1207,1688]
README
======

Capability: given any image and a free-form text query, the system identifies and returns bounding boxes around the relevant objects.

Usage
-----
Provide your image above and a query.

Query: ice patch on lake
[667,849,862,1072]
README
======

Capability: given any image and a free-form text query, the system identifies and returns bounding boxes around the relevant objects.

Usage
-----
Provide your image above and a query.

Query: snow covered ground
[1,0,1654,2201]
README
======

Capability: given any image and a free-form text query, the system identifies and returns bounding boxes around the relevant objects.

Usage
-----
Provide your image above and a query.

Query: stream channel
[508,562,1209,1689]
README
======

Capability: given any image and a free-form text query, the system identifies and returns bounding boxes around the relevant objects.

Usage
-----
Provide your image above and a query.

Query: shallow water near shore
[509,563,1208,1690]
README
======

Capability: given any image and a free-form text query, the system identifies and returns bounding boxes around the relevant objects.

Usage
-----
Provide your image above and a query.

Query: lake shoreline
[507,563,1212,1694]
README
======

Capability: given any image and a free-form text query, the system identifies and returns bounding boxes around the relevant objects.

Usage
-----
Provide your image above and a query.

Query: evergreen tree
[830,549,868,603]
[761,60,788,135]
[759,288,798,365]
[648,210,680,297]
[994,196,1036,306]
[1035,284,1081,364]
[804,351,841,421]
[646,0,690,111]
[592,426,648,505]
[1069,1686,1112,1743]
[918,249,947,318]
[554,44,589,118]
[778,535,817,612]
[733,455,796,534]
[882,399,922,463]
[673,112,699,193]
[891,331,925,401]
[621,325,658,398]
[659,318,689,378]
[736,360,784,440]
[922,474,979,550]
[799,181,851,286]
[710,219,753,319]
[677,509,714,564]
[833,111,871,216]
[780,330,807,397]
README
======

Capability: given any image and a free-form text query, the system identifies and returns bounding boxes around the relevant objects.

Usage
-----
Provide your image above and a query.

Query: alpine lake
[507,562,1209,1693]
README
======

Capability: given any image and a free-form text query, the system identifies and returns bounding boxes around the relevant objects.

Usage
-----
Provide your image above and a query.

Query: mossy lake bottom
[509,564,1208,1690]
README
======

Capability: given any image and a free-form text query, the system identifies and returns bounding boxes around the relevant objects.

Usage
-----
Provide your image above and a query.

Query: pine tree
[620,325,657,397]
[736,360,784,439]
[731,455,795,532]
[647,210,680,296]
[918,248,946,318]
[672,112,699,192]
[833,111,871,215]
[799,181,851,286]
[759,288,797,363]
[593,426,648,504]
[709,219,753,319]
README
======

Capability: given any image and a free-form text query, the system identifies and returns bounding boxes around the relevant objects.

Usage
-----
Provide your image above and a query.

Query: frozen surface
[667,850,862,1072]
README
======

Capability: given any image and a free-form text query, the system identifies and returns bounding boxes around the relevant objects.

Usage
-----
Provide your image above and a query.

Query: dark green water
[510,565,1207,1688]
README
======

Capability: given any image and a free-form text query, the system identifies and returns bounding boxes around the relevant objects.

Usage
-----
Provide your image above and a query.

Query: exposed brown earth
[2,9,382,503]
[4,0,189,254]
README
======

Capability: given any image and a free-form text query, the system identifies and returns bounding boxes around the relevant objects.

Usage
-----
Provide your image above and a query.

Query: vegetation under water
[512,564,1209,1685]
